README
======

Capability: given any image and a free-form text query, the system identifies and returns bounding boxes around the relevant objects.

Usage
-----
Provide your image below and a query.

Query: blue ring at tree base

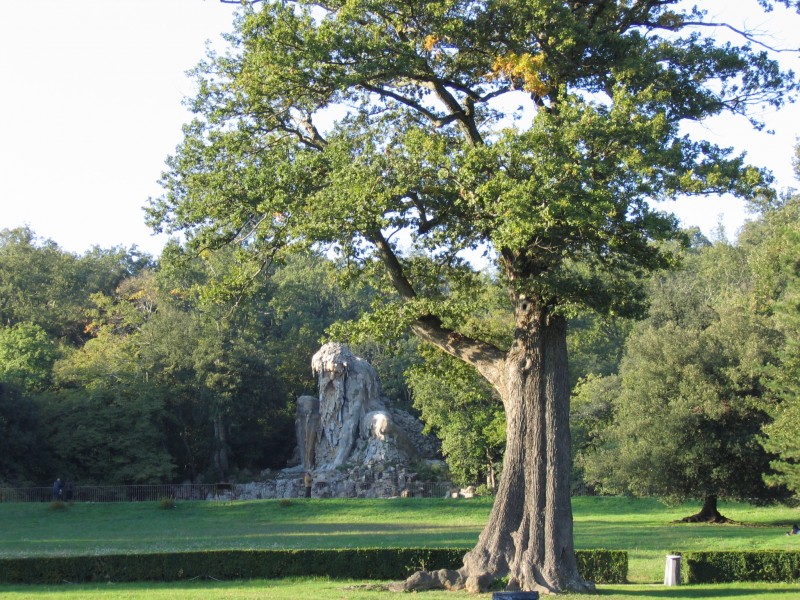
[491,592,539,600]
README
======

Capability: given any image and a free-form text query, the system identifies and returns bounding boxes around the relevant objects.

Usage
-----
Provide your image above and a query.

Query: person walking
[52,478,62,501]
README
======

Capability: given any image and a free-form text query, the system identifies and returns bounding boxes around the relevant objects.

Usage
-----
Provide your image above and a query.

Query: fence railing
[0,484,226,503]
[399,481,454,498]
[0,482,456,503]
[0,480,599,503]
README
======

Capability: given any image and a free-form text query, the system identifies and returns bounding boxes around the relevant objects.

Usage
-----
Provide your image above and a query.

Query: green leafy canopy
[149,0,797,341]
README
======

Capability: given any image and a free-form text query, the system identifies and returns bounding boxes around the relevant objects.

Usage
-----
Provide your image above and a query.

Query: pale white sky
[0,0,798,257]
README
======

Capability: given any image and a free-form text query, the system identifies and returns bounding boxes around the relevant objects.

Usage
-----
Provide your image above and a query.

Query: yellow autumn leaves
[491,52,550,96]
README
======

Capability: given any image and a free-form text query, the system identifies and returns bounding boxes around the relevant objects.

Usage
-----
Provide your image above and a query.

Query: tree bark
[402,303,594,594]
[213,415,230,478]
[486,451,496,492]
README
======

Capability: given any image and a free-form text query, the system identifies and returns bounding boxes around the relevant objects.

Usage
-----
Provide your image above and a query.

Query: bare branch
[424,80,483,145]
[679,20,800,53]
[292,112,328,149]
[402,191,449,234]
[371,229,418,301]
[360,83,461,128]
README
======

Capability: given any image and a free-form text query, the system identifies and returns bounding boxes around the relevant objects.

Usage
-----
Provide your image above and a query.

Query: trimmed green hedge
[0,548,626,584]
[684,551,800,583]
[575,549,627,584]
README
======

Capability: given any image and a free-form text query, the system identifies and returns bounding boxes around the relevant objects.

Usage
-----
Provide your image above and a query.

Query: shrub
[684,551,800,583]
[278,499,293,508]
[473,484,494,497]
[0,548,626,584]
[575,549,628,584]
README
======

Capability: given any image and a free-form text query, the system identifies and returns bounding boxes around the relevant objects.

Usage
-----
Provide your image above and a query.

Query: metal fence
[0,482,454,503]
[0,484,226,503]
[0,480,600,503]
[398,481,454,498]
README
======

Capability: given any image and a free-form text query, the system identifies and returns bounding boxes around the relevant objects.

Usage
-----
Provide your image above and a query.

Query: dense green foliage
[0,223,640,489]
[0,229,383,485]
[0,227,149,345]
[147,0,794,320]
[755,171,800,493]
[572,172,800,510]
[3,172,800,501]
[407,348,505,487]
[0,547,624,586]
[579,240,785,510]
[4,183,800,498]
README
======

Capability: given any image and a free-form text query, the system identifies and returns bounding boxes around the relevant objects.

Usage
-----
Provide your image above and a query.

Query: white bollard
[664,554,682,586]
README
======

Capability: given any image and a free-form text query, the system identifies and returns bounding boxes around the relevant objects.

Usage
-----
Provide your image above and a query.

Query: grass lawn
[2,579,800,599]
[0,498,488,556]
[572,496,800,581]
[2,496,800,584]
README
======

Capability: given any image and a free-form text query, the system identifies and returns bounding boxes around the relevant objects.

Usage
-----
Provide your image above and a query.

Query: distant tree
[408,345,505,489]
[0,227,150,345]
[265,250,374,397]
[750,157,800,493]
[762,274,800,491]
[567,314,631,390]
[582,243,785,521]
[0,322,57,394]
[150,0,797,592]
[0,382,42,485]
[86,265,295,482]
[350,338,419,409]
[569,373,618,494]
[46,324,175,485]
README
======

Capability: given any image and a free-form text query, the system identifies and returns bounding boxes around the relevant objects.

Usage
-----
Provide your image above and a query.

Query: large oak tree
[149,0,798,593]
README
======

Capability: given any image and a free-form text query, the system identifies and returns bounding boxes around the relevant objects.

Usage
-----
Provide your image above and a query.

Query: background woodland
[1,152,799,508]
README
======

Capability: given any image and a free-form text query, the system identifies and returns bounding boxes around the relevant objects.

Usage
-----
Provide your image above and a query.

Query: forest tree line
[1,159,799,509]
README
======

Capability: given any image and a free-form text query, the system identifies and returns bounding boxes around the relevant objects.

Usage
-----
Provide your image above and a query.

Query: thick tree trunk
[213,415,230,478]
[401,305,594,594]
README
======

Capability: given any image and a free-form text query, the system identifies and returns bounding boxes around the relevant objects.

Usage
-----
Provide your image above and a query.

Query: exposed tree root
[393,565,595,595]
[388,568,465,593]
[673,495,737,525]
[674,512,736,524]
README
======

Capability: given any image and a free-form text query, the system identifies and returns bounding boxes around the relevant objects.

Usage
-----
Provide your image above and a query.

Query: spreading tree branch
[370,230,506,387]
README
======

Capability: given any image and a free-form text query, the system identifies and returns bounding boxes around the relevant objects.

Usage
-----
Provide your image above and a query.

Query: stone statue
[284,342,442,497]
[208,344,447,500]
[294,342,439,471]
[311,342,384,469]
